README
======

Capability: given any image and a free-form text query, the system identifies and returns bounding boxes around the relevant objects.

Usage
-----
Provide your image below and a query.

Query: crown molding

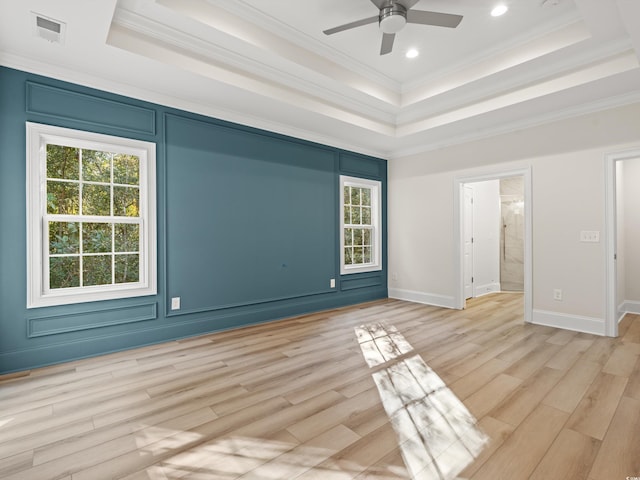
[207,0,401,93]
[397,42,638,126]
[155,0,400,106]
[113,8,399,119]
[390,91,640,159]
[402,10,584,94]
[0,51,391,158]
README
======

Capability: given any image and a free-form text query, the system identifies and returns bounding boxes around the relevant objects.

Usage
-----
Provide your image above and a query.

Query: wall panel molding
[28,302,157,337]
[339,152,385,179]
[26,81,156,135]
[341,273,383,291]
[0,68,386,374]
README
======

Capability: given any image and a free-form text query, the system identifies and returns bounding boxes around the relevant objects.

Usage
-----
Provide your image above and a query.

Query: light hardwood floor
[1,293,639,479]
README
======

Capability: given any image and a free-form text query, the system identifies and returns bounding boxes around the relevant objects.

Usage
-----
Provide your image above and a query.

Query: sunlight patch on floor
[356,323,488,480]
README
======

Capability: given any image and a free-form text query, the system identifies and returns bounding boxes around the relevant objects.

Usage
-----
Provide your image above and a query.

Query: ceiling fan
[323,0,463,55]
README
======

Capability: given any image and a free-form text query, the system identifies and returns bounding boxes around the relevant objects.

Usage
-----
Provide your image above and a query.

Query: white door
[464,185,474,300]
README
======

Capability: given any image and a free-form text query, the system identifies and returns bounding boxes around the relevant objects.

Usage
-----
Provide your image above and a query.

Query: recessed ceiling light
[491,4,508,16]
[406,48,419,59]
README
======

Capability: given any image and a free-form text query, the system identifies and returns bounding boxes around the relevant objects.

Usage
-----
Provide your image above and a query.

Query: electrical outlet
[553,289,562,301]
[392,272,398,281]
[330,278,335,288]
[171,297,181,310]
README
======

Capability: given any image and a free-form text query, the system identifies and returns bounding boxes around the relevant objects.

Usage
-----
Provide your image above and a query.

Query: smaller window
[340,175,382,275]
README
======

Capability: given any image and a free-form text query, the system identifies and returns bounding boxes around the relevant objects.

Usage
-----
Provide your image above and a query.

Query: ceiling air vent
[32,12,66,44]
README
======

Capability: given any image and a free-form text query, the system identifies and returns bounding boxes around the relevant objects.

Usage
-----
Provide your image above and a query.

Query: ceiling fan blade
[323,16,378,35]
[380,33,395,55]
[407,10,463,28]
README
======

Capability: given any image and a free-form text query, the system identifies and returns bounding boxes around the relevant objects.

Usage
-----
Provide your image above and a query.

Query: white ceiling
[1,0,639,159]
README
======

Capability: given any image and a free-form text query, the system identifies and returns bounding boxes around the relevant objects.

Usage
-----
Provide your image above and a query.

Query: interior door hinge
[471,276,474,283]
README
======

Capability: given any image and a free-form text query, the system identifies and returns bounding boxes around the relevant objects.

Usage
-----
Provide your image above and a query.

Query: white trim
[340,176,382,275]
[454,167,532,321]
[390,93,640,160]
[474,282,501,297]
[1,53,389,161]
[604,147,640,337]
[531,309,606,336]
[26,122,157,308]
[388,288,457,309]
[5,52,640,162]
[621,300,640,315]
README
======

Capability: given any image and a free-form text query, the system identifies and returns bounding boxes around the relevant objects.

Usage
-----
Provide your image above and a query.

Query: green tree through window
[46,144,141,289]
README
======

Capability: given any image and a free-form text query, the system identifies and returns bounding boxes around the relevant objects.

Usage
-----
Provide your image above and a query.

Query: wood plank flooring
[1,293,639,479]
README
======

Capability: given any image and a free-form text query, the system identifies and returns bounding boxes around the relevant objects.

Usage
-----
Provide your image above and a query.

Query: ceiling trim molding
[390,91,640,159]
[112,9,399,119]
[397,49,639,134]
[208,0,402,92]
[401,10,584,94]
[0,51,391,159]
[108,24,396,136]
[155,0,400,106]
[402,20,593,107]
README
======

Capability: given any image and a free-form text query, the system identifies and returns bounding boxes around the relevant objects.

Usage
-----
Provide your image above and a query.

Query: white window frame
[26,122,157,308]
[340,175,382,275]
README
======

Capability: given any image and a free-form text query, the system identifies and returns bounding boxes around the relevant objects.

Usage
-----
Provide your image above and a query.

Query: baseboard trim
[531,309,606,336]
[388,288,457,309]
[0,288,387,374]
[474,282,501,298]
[621,300,640,315]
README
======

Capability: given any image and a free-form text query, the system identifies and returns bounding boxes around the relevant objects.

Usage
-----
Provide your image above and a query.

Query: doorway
[454,167,532,322]
[605,148,640,337]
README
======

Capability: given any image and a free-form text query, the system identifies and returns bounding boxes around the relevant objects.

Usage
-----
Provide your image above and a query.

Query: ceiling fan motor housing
[379,2,407,33]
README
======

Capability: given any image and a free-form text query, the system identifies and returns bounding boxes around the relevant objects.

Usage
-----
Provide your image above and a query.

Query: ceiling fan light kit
[379,3,407,34]
[323,0,463,55]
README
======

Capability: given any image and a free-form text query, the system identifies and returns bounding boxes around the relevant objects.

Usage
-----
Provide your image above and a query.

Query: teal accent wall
[0,66,387,374]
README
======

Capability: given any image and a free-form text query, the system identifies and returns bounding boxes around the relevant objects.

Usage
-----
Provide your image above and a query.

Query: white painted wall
[532,148,605,319]
[471,180,501,296]
[387,170,456,307]
[388,102,640,334]
[623,158,640,305]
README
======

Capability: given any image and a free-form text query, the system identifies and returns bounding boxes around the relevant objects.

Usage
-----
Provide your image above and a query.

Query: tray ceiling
[1,0,639,158]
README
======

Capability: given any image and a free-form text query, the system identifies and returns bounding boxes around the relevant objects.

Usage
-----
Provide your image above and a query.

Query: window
[340,175,382,274]
[26,122,156,308]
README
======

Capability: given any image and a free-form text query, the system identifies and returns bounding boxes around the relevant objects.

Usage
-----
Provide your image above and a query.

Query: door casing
[454,167,532,322]
[605,148,640,337]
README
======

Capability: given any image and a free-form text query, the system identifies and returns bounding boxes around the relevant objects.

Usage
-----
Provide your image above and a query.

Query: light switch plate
[580,230,599,243]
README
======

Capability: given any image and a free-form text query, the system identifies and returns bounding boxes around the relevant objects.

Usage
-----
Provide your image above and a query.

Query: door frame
[454,167,532,322]
[604,147,640,337]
